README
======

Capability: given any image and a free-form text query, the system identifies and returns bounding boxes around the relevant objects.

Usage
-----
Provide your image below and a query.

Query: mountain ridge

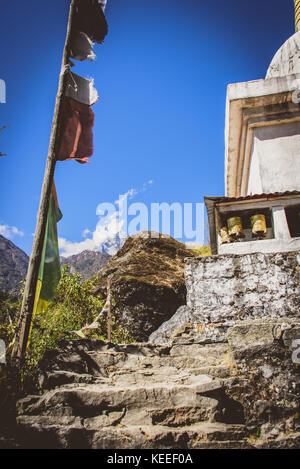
[0,236,111,295]
[60,250,111,280]
[0,235,29,296]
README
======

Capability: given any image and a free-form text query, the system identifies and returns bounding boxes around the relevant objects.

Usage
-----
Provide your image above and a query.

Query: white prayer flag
[65,70,99,106]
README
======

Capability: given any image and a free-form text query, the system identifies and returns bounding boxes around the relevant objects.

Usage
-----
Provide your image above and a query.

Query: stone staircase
[15,339,254,449]
[15,317,300,450]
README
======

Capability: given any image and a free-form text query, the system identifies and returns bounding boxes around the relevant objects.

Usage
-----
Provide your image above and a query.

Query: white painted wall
[246,122,300,195]
[247,145,263,195]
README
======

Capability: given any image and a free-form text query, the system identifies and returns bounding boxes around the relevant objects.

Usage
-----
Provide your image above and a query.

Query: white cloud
[59,208,123,257]
[59,181,153,258]
[59,208,123,258]
[0,224,24,239]
[82,228,91,238]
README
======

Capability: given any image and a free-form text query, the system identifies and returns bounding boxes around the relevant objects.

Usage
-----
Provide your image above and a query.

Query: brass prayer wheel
[220,226,231,244]
[251,214,267,237]
[227,216,244,239]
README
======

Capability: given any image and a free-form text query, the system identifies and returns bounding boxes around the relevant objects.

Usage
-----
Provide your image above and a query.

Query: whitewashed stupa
[206,0,300,256]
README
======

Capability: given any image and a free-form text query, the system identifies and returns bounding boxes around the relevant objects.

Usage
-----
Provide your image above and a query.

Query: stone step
[115,353,230,371]
[38,347,230,381]
[38,370,111,389]
[15,339,247,449]
[18,404,218,428]
[249,433,300,449]
[41,340,171,363]
[15,416,251,449]
[169,343,229,357]
[39,361,233,392]
[40,368,201,389]
[17,375,222,419]
[109,367,231,387]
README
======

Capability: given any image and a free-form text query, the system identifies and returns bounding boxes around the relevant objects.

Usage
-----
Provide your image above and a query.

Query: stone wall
[185,251,300,324]
[149,251,300,344]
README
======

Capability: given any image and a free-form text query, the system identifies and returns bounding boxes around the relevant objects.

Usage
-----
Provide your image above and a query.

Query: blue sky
[0,0,295,256]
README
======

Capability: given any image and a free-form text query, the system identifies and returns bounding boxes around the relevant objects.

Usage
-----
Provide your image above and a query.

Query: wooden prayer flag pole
[11,0,76,361]
[107,279,112,342]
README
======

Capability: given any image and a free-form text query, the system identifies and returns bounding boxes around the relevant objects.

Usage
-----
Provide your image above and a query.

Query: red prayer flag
[57,97,95,164]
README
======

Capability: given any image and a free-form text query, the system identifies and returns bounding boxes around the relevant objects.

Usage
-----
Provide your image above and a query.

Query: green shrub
[0,266,134,397]
[27,265,134,365]
[0,291,21,358]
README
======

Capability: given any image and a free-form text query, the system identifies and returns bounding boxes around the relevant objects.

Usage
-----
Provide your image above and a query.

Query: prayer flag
[73,0,108,44]
[70,31,96,62]
[65,70,99,106]
[30,184,62,338]
[57,97,95,164]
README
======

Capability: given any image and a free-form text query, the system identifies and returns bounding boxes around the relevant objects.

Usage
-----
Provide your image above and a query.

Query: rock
[149,316,229,345]
[148,306,193,344]
[226,319,300,427]
[227,318,300,358]
[92,232,202,341]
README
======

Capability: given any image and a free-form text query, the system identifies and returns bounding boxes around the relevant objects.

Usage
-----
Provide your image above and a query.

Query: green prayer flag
[38,192,62,303]
[32,186,62,318]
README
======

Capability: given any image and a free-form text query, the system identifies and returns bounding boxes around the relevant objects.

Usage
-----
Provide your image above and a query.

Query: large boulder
[92,232,202,342]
